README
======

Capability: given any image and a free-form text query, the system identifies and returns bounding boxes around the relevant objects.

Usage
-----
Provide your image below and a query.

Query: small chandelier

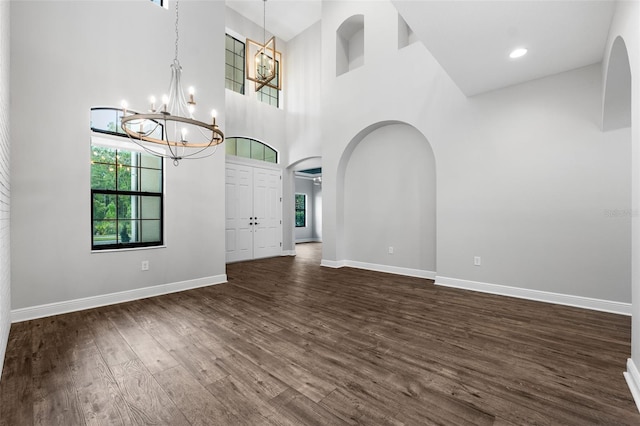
[246,0,282,91]
[120,1,224,166]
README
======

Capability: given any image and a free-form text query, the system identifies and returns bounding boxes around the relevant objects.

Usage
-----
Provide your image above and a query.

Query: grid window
[225,137,277,164]
[295,194,306,227]
[226,34,245,95]
[257,60,279,107]
[90,107,164,250]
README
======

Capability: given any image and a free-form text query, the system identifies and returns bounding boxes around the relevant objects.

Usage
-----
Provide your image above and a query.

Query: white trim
[344,260,435,279]
[321,259,346,268]
[624,359,640,413]
[435,276,632,316]
[295,238,322,243]
[11,274,227,323]
[281,250,296,256]
[320,259,435,279]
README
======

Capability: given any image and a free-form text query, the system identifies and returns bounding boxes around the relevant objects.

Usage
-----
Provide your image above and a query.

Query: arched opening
[285,157,322,256]
[335,122,436,277]
[336,14,365,77]
[603,37,632,131]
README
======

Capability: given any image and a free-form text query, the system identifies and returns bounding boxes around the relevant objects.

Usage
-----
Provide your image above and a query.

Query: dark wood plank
[1,243,639,425]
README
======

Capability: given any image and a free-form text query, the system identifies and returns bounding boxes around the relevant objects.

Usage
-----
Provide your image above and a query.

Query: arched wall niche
[336,14,365,77]
[603,36,632,131]
[335,121,437,275]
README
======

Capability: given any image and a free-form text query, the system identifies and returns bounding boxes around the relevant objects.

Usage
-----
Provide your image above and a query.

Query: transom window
[225,137,277,164]
[225,34,245,95]
[90,108,164,250]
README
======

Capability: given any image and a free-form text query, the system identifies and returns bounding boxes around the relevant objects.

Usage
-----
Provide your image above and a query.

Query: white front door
[253,168,282,259]
[226,162,282,262]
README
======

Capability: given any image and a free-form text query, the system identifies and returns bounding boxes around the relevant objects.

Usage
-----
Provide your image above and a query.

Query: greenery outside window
[225,137,278,164]
[91,107,164,250]
[226,34,245,94]
[295,194,306,228]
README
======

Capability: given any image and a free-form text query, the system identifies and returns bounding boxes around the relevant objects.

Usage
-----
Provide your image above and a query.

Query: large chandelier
[246,0,282,91]
[120,1,224,166]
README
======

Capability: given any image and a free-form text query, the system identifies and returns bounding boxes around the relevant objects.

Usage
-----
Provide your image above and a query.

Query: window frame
[225,136,278,164]
[225,34,246,95]
[90,108,165,252]
[295,193,307,228]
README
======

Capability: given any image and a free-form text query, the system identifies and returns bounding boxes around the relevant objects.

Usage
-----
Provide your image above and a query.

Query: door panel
[226,163,282,262]
[226,164,254,262]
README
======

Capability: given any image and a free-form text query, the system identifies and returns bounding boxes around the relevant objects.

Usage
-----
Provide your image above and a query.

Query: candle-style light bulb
[149,95,156,112]
[162,95,169,113]
[211,109,217,126]
[120,100,128,113]
[188,86,195,105]
[181,127,188,142]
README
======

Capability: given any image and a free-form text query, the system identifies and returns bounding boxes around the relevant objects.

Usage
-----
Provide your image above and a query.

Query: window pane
[225,35,234,51]
[235,54,244,70]
[93,220,117,245]
[116,165,134,191]
[141,168,162,193]
[251,140,265,160]
[237,138,251,158]
[225,50,234,66]
[141,152,161,169]
[141,196,161,220]
[93,193,116,220]
[226,138,237,156]
[118,220,137,244]
[117,195,135,220]
[226,64,234,80]
[141,220,161,243]
[264,147,276,163]
[234,69,244,84]
[234,83,244,94]
[90,109,118,133]
[91,163,116,190]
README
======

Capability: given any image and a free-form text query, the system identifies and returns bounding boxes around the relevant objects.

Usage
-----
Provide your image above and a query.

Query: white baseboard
[320,259,435,279]
[321,259,346,268]
[11,274,228,323]
[625,358,640,413]
[281,250,296,256]
[295,238,322,243]
[435,276,632,316]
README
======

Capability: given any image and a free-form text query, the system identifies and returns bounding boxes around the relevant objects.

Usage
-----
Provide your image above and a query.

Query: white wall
[0,0,10,379]
[344,123,436,273]
[604,0,640,410]
[10,1,226,314]
[321,1,631,308]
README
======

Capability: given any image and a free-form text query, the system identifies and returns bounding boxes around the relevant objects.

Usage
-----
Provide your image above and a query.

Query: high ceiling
[226,0,322,42]
[227,0,617,96]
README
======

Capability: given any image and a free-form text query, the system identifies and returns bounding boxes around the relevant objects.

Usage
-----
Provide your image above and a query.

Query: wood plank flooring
[1,242,639,425]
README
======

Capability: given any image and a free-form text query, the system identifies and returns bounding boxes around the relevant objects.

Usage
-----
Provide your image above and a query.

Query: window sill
[91,245,166,254]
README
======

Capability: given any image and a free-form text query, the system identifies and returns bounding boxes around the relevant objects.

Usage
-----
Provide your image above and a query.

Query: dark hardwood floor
[1,242,639,425]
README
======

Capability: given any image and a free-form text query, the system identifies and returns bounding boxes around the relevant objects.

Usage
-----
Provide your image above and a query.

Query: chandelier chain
[263,0,266,45]
[174,0,180,62]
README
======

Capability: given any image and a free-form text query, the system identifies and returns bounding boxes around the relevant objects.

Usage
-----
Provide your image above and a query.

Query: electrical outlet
[141,260,149,271]
[388,246,394,254]
[474,256,481,266]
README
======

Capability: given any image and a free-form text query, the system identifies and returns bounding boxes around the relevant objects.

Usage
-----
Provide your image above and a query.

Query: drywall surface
[343,123,436,272]
[0,0,11,378]
[10,1,226,310]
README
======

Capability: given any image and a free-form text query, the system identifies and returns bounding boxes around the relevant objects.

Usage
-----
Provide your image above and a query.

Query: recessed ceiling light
[509,48,528,59]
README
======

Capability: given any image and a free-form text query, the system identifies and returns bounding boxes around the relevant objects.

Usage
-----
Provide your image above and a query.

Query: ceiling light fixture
[120,1,224,166]
[509,47,528,59]
[246,0,282,91]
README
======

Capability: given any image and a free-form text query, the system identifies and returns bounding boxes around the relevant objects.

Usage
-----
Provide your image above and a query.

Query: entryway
[226,161,282,262]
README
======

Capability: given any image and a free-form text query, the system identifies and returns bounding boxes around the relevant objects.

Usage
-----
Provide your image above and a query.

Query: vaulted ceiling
[227,0,617,96]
